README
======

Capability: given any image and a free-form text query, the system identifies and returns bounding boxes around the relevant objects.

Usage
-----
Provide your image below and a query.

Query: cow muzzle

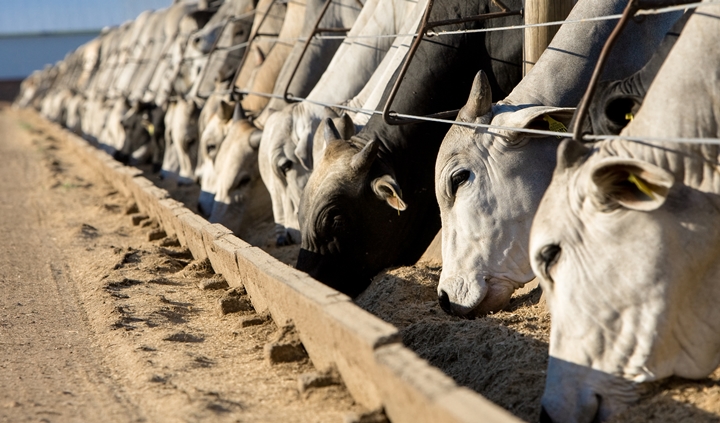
[437,275,517,317]
[297,248,371,298]
[541,357,639,423]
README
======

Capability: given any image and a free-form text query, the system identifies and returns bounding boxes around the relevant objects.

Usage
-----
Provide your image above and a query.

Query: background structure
[0,0,175,100]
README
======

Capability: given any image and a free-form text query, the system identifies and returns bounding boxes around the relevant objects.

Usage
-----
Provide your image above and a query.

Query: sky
[0,0,175,35]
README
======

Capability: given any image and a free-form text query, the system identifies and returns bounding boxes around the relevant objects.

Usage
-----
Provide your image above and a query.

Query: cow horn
[322,117,342,143]
[458,71,492,122]
[350,139,379,173]
[556,139,590,172]
[249,130,262,150]
[232,101,246,121]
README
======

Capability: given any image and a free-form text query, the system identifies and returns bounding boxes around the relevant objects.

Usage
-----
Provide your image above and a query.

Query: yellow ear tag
[628,173,654,199]
[143,122,155,137]
[625,113,634,121]
[543,115,567,139]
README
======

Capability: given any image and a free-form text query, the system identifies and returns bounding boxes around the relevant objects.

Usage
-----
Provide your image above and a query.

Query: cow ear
[335,113,355,140]
[458,71,492,123]
[602,95,642,133]
[372,175,407,211]
[219,100,235,121]
[589,157,674,212]
[248,129,262,150]
[190,98,201,113]
[299,117,331,171]
[498,106,575,145]
[232,101,246,121]
[254,46,266,66]
[320,117,342,151]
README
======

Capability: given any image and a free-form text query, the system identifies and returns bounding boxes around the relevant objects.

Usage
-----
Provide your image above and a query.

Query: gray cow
[434,0,682,317]
[530,3,720,422]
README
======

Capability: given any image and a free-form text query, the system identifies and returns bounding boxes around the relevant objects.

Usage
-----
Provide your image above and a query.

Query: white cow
[433,0,683,317]
[530,4,720,422]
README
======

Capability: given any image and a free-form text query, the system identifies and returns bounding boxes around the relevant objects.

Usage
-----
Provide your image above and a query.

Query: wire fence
[40,0,720,146]
[224,87,720,146]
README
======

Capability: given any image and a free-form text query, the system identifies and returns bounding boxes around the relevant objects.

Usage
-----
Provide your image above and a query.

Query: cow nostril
[193,36,202,45]
[438,290,452,314]
[539,406,555,423]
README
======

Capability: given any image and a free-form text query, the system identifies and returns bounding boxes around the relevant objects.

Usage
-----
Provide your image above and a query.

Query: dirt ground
[0,105,367,423]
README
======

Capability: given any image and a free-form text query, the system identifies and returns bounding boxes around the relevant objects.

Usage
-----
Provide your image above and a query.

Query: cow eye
[450,169,471,195]
[332,215,345,231]
[237,175,251,187]
[278,159,293,176]
[537,244,561,283]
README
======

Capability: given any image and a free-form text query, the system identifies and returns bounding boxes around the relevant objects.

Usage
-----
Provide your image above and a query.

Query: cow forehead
[304,145,364,206]
[439,104,532,162]
[323,139,358,163]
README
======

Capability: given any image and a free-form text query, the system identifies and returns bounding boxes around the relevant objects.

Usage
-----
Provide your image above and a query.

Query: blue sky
[0,0,175,35]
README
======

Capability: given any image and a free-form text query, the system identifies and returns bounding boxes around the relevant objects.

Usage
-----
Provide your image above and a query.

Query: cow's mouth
[439,276,521,318]
[296,248,372,298]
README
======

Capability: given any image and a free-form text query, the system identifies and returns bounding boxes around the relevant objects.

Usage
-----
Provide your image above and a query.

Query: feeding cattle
[206,107,269,243]
[165,0,288,186]
[12,0,720,421]
[433,0,682,317]
[198,0,362,236]
[297,0,527,297]
[161,0,259,183]
[197,98,239,215]
[530,4,720,422]
[258,0,428,246]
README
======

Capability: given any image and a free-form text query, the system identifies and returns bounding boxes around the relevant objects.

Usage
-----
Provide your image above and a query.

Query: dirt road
[0,105,366,423]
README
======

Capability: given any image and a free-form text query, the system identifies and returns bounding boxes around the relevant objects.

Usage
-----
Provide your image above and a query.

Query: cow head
[191,21,223,55]
[197,99,236,216]
[117,101,155,164]
[530,139,720,422]
[259,104,354,246]
[297,120,408,297]
[208,115,267,239]
[162,98,201,184]
[435,71,575,317]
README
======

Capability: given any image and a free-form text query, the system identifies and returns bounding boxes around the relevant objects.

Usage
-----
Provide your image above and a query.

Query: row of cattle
[15,0,720,421]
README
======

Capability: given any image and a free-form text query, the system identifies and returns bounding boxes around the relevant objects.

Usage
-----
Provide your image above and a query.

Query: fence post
[523,0,574,76]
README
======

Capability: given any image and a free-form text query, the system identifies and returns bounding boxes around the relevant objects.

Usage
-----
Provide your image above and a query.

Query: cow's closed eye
[450,170,471,195]
[332,215,345,231]
[207,143,218,157]
[232,175,251,190]
[278,158,293,176]
[537,244,561,283]
[238,176,251,187]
